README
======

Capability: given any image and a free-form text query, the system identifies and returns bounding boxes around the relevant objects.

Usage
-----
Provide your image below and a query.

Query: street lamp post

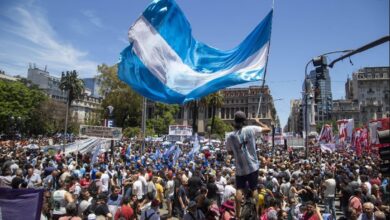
[271,123,275,156]
[207,125,211,146]
[63,90,70,154]
[303,50,353,159]
[107,106,114,163]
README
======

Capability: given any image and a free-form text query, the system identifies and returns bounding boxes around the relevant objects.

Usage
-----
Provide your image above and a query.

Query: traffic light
[313,56,328,80]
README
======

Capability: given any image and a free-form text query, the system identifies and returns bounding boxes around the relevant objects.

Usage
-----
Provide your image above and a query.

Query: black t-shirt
[94,204,110,216]
[188,175,202,199]
[178,185,189,206]
[206,182,218,201]
[340,185,352,207]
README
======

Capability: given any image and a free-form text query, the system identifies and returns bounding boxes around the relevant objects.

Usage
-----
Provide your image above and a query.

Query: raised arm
[253,118,271,133]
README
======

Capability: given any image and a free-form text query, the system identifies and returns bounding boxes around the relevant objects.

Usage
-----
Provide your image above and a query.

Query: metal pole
[63,90,70,154]
[141,97,147,154]
[304,61,311,159]
[328,35,389,68]
[107,106,114,164]
[271,124,275,156]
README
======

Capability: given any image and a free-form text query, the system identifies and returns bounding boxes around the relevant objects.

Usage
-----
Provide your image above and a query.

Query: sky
[0,0,389,127]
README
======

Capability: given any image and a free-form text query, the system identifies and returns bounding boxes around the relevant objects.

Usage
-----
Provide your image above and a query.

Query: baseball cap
[234,111,247,123]
[234,111,247,128]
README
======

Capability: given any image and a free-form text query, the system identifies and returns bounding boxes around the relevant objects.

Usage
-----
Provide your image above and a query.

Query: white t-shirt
[165,180,175,198]
[323,178,336,198]
[133,180,144,200]
[139,175,148,194]
[101,173,110,192]
[226,126,263,176]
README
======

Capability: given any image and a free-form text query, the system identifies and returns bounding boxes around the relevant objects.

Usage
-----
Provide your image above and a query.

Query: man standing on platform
[226,111,270,217]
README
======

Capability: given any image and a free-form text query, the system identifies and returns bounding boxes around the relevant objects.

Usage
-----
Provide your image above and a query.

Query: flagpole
[141,97,147,155]
[256,6,274,119]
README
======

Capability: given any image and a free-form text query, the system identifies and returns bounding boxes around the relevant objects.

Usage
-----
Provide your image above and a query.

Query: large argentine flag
[118,0,273,104]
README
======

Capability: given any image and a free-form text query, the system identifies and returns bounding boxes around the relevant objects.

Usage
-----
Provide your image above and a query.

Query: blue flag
[188,133,200,161]
[0,188,44,220]
[153,147,162,160]
[91,142,101,165]
[125,143,131,160]
[163,144,176,158]
[172,146,181,166]
[118,0,273,104]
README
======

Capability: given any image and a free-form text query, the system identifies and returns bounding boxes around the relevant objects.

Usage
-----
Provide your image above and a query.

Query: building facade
[285,99,302,134]
[147,86,279,133]
[351,67,389,124]
[331,99,360,122]
[146,85,279,133]
[219,86,277,126]
[27,65,102,124]
[331,67,390,126]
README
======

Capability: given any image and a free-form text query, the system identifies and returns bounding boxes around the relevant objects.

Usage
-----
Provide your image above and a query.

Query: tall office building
[83,77,103,98]
[308,69,332,122]
[27,64,67,102]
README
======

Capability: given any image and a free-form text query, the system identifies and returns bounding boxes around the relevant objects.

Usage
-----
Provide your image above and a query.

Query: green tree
[147,102,179,135]
[123,127,141,138]
[98,64,143,128]
[0,80,48,136]
[207,117,233,140]
[204,92,224,134]
[185,100,199,134]
[59,70,85,107]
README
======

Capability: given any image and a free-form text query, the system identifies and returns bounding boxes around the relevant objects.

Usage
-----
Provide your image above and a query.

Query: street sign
[79,125,122,140]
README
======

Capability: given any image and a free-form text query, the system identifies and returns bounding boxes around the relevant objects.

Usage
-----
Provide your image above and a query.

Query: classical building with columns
[336,66,390,125]
[147,85,279,133]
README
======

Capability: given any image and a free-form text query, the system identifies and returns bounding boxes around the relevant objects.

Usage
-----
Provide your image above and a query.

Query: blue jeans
[324,197,336,220]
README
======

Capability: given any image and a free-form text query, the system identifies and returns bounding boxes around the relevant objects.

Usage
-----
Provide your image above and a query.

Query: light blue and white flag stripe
[118,0,273,104]
[188,133,200,160]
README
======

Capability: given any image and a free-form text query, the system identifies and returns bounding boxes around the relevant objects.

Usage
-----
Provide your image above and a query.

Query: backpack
[240,199,257,220]
[144,211,155,220]
[88,180,98,198]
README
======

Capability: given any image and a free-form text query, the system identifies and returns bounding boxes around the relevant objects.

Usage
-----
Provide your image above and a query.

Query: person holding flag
[226,111,270,217]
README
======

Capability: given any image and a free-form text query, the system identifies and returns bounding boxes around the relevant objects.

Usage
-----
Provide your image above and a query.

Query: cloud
[0,2,99,77]
[82,10,103,28]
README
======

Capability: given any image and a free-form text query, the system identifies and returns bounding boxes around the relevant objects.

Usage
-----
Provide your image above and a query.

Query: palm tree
[59,70,84,146]
[205,92,224,134]
[185,100,199,134]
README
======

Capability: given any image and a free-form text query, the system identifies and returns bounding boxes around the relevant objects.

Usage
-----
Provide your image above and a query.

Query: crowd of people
[0,114,389,220]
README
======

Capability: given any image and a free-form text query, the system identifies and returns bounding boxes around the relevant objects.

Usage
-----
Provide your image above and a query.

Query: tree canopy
[0,80,49,136]
[98,64,143,128]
